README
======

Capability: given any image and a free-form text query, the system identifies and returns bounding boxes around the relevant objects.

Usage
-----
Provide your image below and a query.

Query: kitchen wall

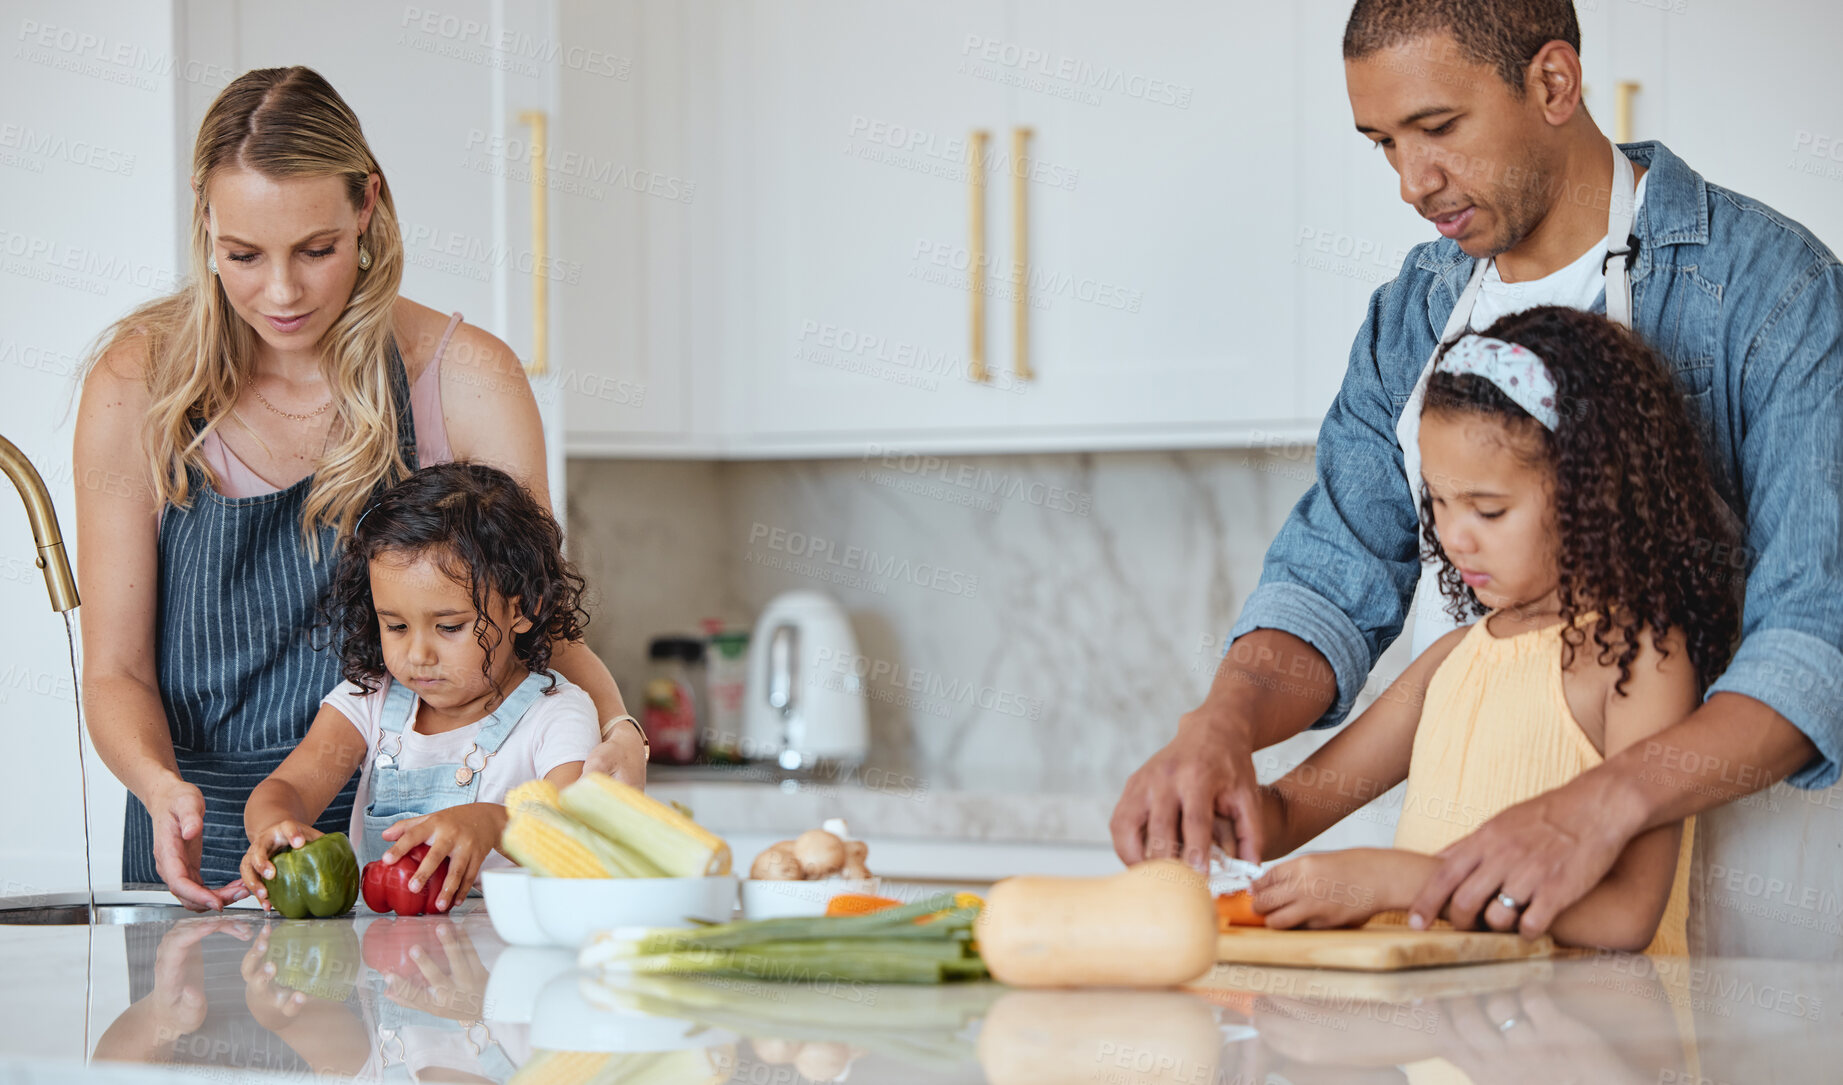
[566,445,1414,797]
[1,0,180,892]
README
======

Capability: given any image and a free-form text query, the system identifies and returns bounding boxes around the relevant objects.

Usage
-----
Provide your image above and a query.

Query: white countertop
[2,904,1841,1082]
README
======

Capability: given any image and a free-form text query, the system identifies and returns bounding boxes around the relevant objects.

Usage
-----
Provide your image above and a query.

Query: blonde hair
[88,66,409,556]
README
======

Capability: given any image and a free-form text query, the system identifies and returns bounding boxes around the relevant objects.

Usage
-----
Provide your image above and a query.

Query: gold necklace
[248,381,333,421]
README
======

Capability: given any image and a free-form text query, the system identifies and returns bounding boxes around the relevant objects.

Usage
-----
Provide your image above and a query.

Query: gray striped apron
[124,344,418,887]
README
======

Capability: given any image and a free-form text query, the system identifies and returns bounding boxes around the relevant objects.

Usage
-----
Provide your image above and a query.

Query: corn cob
[505,778,562,816]
[501,805,664,878]
[560,773,732,877]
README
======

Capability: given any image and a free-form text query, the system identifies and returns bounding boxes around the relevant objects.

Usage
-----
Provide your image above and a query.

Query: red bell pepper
[360,844,450,916]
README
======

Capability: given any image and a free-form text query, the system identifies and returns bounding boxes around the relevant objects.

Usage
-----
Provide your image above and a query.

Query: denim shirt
[1230,141,1843,789]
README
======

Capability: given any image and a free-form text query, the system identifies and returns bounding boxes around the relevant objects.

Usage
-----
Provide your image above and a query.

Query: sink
[0,892,202,926]
[0,904,195,925]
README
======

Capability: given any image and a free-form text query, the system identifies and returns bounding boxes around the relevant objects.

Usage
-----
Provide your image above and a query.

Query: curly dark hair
[319,461,589,696]
[1417,305,1740,694]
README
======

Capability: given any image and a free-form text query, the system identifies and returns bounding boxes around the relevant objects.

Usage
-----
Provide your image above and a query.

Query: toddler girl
[240,462,601,912]
[1251,305,1739,954]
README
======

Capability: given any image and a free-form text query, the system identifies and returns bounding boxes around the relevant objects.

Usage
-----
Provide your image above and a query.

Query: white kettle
[741,590,869,769]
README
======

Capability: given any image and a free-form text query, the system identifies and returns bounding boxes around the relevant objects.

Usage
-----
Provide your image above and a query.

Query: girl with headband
[1243,305,1739,954]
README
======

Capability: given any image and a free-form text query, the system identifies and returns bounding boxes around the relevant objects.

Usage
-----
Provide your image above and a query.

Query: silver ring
[1495,892,1524,911]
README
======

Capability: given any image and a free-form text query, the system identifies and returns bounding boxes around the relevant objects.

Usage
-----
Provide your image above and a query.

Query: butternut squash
[974,860,1218,988]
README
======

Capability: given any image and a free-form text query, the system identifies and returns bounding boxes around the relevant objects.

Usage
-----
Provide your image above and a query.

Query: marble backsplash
[564,448,1415,799]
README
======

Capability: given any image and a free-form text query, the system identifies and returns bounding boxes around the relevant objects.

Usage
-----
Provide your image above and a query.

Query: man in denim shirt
[1114,0,1842,939]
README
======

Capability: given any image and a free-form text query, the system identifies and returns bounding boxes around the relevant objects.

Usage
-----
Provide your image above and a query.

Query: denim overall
[125,345,419,887]
[360,670,549,867]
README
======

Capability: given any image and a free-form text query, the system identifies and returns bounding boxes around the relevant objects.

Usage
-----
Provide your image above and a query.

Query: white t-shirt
[1406,172,1649,656]
[324,674,600,870]
[1468,172,1649,332]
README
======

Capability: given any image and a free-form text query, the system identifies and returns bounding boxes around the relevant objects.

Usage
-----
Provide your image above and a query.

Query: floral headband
[1435,334,1560,431]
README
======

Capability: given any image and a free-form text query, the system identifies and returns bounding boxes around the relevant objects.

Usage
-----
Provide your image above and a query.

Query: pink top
[200,312,463,497]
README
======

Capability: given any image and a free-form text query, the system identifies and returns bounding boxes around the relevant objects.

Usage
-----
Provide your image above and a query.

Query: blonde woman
[74,67,645,910]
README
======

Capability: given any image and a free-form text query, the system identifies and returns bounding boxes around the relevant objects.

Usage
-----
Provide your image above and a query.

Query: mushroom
[792,829,847,879]
[750,841,804,881]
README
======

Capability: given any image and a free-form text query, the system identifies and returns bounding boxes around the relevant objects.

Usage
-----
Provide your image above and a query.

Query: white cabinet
[1003,1,1303,440]
[553,0,717,453]
[707,0,1341,456]
[719,1,1027,451]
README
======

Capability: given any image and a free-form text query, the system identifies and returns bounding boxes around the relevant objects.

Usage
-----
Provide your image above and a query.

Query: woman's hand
[380,804,508,912]
[148,774,248,911]
[1252,848,1423,930]
[584,717,647,785]
[239,819,323,912]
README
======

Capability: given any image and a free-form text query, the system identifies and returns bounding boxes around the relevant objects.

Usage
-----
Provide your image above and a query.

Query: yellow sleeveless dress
[1389,616,1694,957]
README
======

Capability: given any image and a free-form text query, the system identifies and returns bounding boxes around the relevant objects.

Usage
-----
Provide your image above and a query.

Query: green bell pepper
[263,831,360,919]
[262,920,361,1002]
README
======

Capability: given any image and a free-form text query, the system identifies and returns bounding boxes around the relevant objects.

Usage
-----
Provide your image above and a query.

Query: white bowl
[480,868,548,946]
[737,876,883,919]
[529,875,739,946]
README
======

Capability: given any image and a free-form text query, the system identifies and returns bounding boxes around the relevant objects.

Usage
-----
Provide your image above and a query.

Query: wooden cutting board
[1191,956,1557,1004]
[1215,926,1555,972]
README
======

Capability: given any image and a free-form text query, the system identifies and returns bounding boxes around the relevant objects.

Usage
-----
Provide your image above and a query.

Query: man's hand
[1408,772,1634,937]
[147,775,246,911]
[1113,629,1338,869]
[1112,710,1263,868]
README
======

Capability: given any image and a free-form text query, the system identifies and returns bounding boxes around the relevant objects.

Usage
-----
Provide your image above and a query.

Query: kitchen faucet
[0,434,80,611]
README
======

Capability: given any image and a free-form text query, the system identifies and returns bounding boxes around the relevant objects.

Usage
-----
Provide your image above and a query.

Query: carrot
[824,893,902,917]
[1216,891,1264,930]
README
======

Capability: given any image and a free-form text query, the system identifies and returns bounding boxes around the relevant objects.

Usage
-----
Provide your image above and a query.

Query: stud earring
[357,243,372,271]
[207,254,218,275]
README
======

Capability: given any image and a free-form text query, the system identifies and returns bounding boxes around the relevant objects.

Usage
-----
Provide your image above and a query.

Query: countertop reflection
[1,907,1840,1083]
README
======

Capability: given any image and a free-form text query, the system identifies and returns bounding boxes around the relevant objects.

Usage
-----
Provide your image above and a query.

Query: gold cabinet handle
[969,130,990,382]
[1614,81,1641,145]
[518,110,549,377]
[1011,127,1033,381]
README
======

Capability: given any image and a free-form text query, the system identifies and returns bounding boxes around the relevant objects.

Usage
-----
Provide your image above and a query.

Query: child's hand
[380,804,509,912]
[1251,848,1403,930]
[240,820,323,911]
